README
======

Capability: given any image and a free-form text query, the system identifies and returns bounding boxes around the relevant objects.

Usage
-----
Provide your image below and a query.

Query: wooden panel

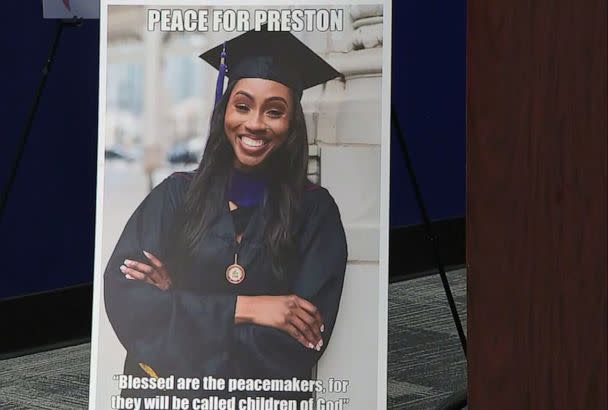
[467,0,607,408]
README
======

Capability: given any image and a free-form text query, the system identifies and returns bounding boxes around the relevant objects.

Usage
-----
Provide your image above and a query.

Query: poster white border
[89,1,391,408]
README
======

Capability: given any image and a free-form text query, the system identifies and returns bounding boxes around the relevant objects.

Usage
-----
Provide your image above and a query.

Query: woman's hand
[235,295,325,351]
[120,251,173,291]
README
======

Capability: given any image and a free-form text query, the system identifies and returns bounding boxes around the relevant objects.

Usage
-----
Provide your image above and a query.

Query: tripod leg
[0,18,82,223]
[0,20,67,223]
[391,104,467,357]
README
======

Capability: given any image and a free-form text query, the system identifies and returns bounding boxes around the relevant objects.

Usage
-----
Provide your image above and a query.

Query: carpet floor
[0,269,467,409]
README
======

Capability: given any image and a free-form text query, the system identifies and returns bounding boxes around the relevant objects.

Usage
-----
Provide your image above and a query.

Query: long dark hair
[182,80,309,280]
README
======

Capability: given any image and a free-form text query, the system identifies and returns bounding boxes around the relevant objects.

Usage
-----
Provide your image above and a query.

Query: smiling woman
[224,79,292,169]
[103,27,347,404]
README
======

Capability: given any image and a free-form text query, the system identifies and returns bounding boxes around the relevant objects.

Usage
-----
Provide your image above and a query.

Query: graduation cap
[199,26,342,104]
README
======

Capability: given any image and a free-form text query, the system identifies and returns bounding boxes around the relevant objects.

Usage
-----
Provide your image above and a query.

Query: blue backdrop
[0,1,465,299]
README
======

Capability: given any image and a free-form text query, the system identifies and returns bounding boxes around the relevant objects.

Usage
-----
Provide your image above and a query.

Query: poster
[89,1,391,409]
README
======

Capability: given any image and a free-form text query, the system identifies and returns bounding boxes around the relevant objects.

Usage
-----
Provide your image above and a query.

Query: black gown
[103,171,347,402]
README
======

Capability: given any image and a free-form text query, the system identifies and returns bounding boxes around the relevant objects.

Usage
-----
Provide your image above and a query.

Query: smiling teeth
[241,136,265,147]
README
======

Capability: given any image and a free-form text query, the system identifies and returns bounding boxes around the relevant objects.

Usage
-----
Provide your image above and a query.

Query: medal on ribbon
[226,253,245,284]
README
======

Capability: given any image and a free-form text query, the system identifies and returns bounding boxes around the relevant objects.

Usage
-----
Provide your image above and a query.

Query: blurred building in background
[106,6,210,167]
[105,5,371,178]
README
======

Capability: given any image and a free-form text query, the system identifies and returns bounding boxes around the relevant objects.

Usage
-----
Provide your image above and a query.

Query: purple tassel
[214,43,227,106]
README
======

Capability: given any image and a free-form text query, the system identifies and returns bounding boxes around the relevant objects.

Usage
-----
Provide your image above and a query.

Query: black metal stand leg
[391,104,467,357]
[0,18,82,224]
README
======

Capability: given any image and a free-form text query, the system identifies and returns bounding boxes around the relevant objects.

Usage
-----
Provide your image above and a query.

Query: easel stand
[0,18,82,223]
[391,105,468,409]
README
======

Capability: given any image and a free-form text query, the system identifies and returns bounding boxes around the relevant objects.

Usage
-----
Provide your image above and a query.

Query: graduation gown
[103,171,347,401]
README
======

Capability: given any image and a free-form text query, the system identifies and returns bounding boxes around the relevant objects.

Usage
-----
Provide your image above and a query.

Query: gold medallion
[226,254,245,284]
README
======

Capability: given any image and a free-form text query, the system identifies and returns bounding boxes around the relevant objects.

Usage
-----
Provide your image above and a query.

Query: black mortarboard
[199,26,342,103]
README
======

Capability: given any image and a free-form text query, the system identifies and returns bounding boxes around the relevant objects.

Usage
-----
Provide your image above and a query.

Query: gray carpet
[0,269,467,409]
[0,344,90,409]
[387,269,467,409]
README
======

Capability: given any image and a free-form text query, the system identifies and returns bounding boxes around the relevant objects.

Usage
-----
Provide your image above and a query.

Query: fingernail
[124,259,131,266]
[315,344,321,351]
[308,343,315,349]
[126,274,134,280]
[143,251,151,257]
[319,339,324,348]
[120,265,127,272]
[320,324,325,333]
